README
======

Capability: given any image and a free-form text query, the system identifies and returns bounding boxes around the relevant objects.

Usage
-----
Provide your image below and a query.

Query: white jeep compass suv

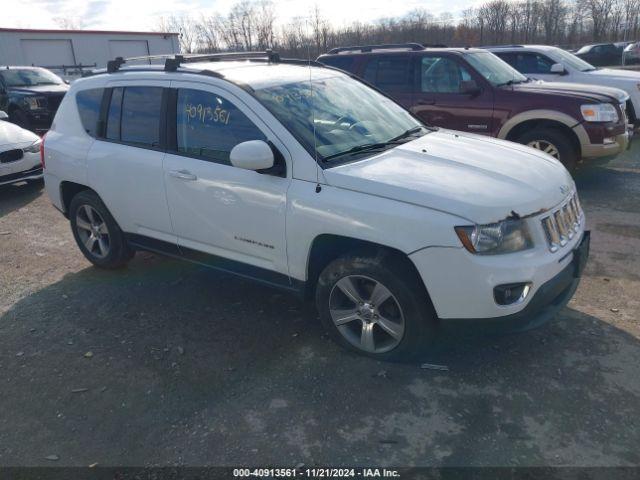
[43,52,590,360]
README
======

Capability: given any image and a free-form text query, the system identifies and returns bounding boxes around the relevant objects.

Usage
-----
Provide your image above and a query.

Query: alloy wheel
[527,139,560,160]
[329,275,405,354]
[75,205,110,258]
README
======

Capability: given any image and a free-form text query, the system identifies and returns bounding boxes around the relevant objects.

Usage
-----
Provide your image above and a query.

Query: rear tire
[315,250,437,361]
[69,190,134,269]
[517,128,578,172]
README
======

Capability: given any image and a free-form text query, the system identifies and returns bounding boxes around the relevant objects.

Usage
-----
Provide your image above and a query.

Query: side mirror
[230,140,274,171]
[550,63,567,75]
[0,111,8,120]
[460,80,481,96]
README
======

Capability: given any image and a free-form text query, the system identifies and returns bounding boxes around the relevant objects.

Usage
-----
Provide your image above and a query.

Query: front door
[163,82,292,285]
[411,54,495,135]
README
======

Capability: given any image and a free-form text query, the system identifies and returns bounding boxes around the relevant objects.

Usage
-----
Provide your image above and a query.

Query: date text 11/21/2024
[232,468,401,478]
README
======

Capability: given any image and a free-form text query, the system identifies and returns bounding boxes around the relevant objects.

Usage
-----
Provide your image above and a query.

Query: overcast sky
[2,0,474,32]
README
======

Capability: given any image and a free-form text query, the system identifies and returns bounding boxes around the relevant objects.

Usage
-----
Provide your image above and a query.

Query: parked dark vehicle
[318,44,630,170]
[624,42,640,65]
[575,43,623,67]
[0,66,69,134]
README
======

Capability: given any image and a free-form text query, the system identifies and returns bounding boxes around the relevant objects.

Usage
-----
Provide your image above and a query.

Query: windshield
[0,68,64,87]
[253,73,425,162]
[551,48,596,71]
[463,52,528,86]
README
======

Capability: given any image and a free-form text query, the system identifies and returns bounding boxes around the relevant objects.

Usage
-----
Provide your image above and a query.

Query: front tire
[315,251,437,361]
[517,128,578,172]
[69,190,134,269]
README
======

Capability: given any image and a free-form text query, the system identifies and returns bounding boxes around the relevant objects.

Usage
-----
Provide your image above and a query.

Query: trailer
[0,28,180,79]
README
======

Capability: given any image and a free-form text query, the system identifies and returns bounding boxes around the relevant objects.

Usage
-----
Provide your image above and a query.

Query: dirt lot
[1,142,639,467]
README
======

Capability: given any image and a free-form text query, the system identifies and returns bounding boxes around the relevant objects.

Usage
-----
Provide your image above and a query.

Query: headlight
[580,103,618,122]
[455,219,533,255]
[23,139,41,153]
[24,96,45,110]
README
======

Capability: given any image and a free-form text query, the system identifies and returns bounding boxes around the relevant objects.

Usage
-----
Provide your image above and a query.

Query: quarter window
[420,57,472,93]
[75,88,104,137]
[320,56,355,72]
[176,89,266,164]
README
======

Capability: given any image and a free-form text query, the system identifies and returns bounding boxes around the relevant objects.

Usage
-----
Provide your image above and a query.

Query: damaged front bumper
[439,231,590,335]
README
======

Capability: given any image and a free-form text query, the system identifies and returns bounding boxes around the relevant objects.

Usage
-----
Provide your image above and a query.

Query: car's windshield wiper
[388,126,426,142]
[497,79,524,87]
[324,142,401,160]
[324,126,429,161]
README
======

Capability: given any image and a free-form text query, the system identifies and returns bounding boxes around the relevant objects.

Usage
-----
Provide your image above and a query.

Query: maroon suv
[318,44,630,170]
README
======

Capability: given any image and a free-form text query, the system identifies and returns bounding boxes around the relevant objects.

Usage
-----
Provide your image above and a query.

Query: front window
[463,52,528,86]
[550,48,596,72]
[420,56,473,93]
[252,73,424,163]
[176,88,266,164]
[0,68,64,87]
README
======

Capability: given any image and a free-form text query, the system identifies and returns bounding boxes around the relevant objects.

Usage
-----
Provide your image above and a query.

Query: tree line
[156,0,640,57]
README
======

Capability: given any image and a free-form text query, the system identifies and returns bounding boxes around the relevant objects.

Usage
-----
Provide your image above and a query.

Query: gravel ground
[0,141,639,467]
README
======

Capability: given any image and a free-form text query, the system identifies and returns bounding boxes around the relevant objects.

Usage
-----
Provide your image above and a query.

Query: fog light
[494,283,531,306]
[603,137,616,145]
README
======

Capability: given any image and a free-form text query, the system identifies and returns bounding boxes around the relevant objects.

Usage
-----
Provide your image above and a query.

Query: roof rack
[327,43,425,54]
[480,44,524,49]
[106,50,284,74]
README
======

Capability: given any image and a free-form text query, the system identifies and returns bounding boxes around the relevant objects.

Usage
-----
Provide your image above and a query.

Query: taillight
[40,133,46,169]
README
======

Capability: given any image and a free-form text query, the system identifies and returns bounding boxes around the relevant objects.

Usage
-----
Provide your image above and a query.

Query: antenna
[305,17,322,193]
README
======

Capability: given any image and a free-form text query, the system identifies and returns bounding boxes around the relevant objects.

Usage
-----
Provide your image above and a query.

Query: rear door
[87,81,176,246]
[359,56,414,109]
[411,54,495,134]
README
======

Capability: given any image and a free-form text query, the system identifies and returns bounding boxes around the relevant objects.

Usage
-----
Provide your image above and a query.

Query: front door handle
[168,169,197,181]
[417,99,435,105]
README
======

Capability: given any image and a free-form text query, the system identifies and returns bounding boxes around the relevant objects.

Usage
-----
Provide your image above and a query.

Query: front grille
[621,103,628,125]
[541,192,583,252]
[0,149,24,164]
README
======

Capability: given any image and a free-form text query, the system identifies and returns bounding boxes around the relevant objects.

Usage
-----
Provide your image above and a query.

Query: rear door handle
[417,99,435,105]
[168,169,197,181]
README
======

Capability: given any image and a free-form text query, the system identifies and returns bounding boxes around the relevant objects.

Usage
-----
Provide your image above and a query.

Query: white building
[0,28,180,78]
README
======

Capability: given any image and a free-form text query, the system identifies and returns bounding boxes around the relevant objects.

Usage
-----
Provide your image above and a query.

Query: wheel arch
[304,234,430,302]
[59,181,94,217]
[502,115,582,158]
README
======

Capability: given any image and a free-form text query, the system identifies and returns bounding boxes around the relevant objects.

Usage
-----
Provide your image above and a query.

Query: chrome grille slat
[541,192,583,252]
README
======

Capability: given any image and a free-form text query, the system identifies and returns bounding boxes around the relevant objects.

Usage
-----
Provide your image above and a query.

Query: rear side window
[75,88,104,137]
[105,86,163,148]
[320,56,355,72]
[363,57,412,93]
[176,88,266,164]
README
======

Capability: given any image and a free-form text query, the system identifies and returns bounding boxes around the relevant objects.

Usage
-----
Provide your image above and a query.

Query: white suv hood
[324,130,574,224]
[587,68,640,82]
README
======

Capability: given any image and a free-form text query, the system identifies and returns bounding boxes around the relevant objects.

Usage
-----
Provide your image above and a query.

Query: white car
[488,45,640,129]
[43,53,590,360]
[0,111,43,187]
